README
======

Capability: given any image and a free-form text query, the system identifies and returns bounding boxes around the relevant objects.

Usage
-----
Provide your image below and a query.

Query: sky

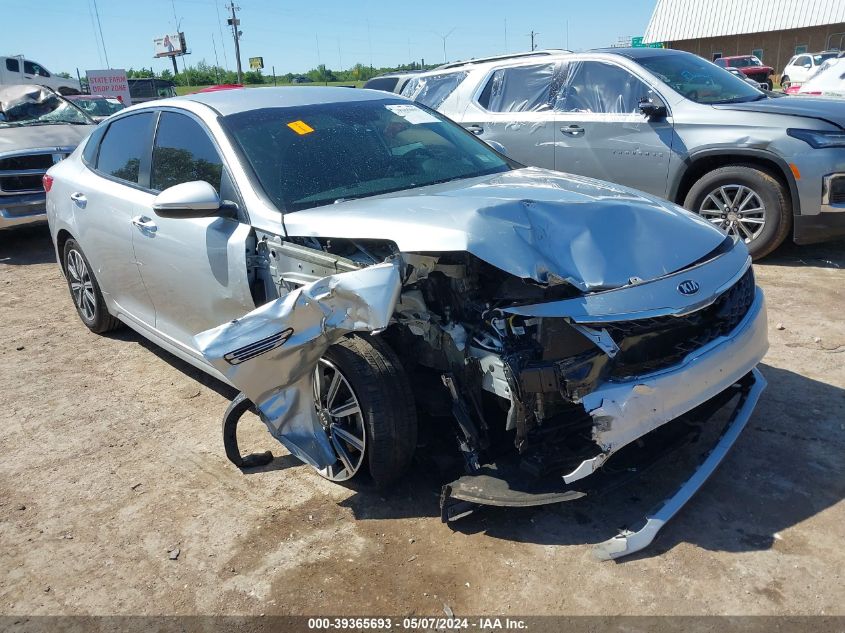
[1,0,656,77]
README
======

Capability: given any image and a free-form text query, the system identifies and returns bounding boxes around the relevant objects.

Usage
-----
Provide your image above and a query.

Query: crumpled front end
[196,223,766,558]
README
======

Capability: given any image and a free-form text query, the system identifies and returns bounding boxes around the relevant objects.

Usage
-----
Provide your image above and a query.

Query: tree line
[119,60,437,86]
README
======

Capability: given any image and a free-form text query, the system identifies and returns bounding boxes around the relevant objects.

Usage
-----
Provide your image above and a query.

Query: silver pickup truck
[0,85,94,229]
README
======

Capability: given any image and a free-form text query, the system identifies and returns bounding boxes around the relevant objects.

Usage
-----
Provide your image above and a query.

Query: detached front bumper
[593,367,766,560]
[0,193,47,229]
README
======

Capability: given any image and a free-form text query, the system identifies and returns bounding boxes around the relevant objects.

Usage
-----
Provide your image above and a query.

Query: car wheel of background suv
[684,164,791,260]
[314,334,418,488]
[63,239,122,334]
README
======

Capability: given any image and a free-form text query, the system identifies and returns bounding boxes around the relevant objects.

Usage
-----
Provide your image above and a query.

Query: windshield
[223,99,511,212]
[815,52,839,65]
[72,97,125,117]
[637,52,764,104]
[729,56,763,68]
[0,93,91,127]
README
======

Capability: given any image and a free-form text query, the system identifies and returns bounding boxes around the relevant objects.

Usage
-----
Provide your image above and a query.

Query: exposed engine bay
[196,228,768,559]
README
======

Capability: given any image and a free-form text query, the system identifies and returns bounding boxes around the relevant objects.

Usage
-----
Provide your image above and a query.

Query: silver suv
[402,48,845,259]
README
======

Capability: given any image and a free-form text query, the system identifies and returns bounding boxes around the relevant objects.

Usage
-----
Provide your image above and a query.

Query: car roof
[590,47,687,60]
[176,86,402,115]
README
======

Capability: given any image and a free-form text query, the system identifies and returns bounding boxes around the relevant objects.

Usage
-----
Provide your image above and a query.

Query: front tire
[780,75,790,90]
[313,335,417,488]
[63,239,122,333]
[683,164,791,260]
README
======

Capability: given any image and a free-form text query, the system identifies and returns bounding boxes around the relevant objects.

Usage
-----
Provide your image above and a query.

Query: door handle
[465,124,484,135]
[131,215,157,233]
[70,192,87,207]
[560,125,585,137]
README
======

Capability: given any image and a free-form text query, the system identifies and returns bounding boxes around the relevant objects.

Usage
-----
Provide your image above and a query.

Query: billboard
[249,56,264,70]
[153,33,186,57]
[86,69,132,105]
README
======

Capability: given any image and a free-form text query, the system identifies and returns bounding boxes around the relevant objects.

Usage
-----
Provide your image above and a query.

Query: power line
[215,2,230,70]
[91,0,110,68]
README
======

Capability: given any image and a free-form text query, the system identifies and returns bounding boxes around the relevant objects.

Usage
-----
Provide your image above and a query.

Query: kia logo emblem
[677,280,700,295]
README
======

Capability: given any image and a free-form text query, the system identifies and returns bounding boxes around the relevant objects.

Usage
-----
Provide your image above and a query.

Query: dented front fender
[194,261,401,469]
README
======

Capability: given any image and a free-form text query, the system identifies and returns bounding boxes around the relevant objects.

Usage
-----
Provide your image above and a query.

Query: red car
[714,56,773,89]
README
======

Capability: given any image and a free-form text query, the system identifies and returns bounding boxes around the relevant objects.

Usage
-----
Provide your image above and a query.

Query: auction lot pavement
[1,225,843,616]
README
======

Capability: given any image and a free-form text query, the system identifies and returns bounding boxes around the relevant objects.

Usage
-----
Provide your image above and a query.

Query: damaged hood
[283,167,727,291]
[0,123,93,152]
[714,96,845,129]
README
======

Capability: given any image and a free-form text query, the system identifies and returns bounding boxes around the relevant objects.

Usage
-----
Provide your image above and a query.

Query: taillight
[43,174,53,193]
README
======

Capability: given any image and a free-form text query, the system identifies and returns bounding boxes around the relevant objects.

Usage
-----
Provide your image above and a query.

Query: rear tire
[683,164,791,260]
[314,335,417,488]
[63,239,122,333]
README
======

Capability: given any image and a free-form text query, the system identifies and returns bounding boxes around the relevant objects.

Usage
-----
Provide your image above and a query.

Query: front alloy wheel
[313,357,367,482]
[697,184,766,243]
[684,165,791,260]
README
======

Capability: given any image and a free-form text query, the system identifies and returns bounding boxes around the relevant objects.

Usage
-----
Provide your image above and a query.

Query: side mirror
[485,140,508,156]
[803,64,812,69]
[152,181,221,218]
[638,97,667,119]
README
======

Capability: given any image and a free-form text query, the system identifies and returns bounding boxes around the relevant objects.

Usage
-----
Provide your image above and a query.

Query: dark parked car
[127,78,177,103]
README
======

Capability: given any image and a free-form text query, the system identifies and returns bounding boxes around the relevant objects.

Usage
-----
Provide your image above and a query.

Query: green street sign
[632,37,664,48]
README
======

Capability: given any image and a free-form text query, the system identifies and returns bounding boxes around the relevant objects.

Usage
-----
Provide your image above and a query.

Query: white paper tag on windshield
[385,104,439,125]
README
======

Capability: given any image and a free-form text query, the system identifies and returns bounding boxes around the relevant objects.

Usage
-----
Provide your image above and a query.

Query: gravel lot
[1,226,843,617]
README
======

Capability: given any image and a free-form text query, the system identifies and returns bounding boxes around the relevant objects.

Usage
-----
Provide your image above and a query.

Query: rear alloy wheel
[312,335,417,488]
[684,165,791,260]
[63,239,122,333]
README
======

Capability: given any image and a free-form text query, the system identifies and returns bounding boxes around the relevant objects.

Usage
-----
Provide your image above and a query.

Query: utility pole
[528,30,539,51]
[228,2,243,84]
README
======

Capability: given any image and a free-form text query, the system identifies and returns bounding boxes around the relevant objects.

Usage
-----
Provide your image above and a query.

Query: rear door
[553,59,673,196]
[73,112,157,324]
[131,110,254,352]
[459,62,561,170]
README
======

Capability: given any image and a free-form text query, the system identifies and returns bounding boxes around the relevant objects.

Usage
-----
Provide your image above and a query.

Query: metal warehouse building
[643,0,845,77]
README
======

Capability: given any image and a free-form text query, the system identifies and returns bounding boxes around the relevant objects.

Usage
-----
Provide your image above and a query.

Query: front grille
[593,267,756,378]
[746,71,768,83]
[0,151,68,194]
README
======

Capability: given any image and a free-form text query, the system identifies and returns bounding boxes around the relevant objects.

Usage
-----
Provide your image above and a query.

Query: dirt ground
[1,225,843,618]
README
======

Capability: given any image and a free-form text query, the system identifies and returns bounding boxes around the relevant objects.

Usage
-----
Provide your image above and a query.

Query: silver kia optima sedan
[46,87,768,559]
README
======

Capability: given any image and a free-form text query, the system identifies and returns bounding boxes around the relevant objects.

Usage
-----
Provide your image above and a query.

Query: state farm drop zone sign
[85,69,132,105]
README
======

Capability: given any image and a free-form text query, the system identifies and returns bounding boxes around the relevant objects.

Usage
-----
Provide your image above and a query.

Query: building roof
[643,0,845,43]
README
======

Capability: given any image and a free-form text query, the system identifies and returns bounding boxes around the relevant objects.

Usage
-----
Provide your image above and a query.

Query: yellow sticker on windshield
[287,120,314,135]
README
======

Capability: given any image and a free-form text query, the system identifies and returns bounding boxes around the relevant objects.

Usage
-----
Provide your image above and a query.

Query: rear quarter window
[81,124,108,166]
[400,71,467,109]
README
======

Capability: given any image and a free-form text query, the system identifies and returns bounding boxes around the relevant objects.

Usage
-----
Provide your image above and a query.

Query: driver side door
[131,110,255,356]
[554,59,674,197]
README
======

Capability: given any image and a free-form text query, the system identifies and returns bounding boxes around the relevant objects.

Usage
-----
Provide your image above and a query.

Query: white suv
[780,51,840,89]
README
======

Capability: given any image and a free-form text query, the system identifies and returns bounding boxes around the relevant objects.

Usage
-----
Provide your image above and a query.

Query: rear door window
[476,63,559,112]
[151,112,224,192]
[96,112,156,185]
[400,71,467,108]
[558,61,651,114]
[5,58,20,72]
